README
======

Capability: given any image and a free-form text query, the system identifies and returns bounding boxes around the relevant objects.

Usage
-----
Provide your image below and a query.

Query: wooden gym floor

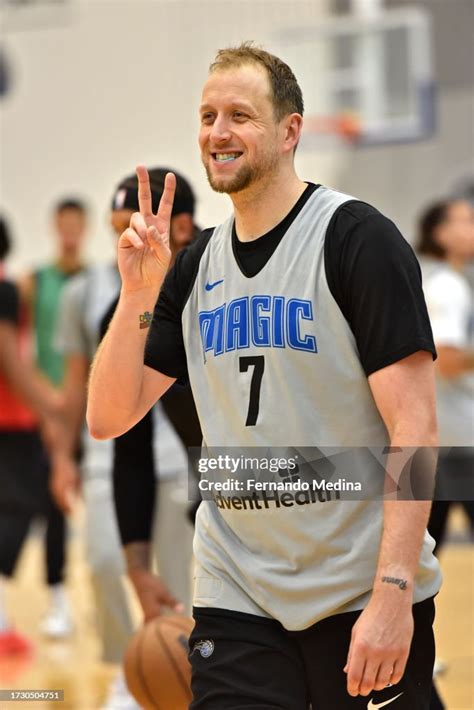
[1,505,473,710]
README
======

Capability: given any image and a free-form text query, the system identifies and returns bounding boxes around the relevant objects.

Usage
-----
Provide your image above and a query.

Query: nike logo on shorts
[367,692,404,708]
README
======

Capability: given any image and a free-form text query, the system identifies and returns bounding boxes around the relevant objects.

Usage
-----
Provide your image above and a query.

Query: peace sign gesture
[118,165,176,293]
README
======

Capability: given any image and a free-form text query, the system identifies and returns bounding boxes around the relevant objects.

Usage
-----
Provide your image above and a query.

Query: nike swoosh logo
[367,692,404,708]
[205,279,224,291]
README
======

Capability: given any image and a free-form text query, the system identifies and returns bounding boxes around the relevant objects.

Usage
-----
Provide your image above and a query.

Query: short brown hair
[210,42,304,121]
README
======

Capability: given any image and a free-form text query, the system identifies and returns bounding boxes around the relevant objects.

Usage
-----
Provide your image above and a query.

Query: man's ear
[282,113,303,154]
[170,213,194,248]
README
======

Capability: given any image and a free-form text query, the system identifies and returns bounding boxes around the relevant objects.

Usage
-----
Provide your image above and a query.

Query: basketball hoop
[273,6,436,148]
[304,112,363,145]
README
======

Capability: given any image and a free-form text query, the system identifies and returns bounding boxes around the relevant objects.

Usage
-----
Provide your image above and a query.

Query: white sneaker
[39,604,74,639]
[433,658,448,677]
[101,671,141,710]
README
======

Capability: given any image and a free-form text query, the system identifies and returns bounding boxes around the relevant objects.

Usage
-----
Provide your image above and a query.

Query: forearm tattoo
[381,576,408,590]
[139,311,153,329]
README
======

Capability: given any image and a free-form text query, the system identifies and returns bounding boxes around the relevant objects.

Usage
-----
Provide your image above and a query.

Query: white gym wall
[1,0,473,270]
[1,0,334,271]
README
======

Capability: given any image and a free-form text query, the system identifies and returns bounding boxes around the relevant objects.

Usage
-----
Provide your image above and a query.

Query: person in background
[99,183,201,618]
[50,169,198,710]
[18,198,88,639]
[417,199,474,710]
[0,215,62,655]
[418,199,474,550]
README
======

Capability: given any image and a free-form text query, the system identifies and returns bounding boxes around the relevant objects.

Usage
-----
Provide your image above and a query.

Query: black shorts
[0,430,48,514]
[189,597,436,709]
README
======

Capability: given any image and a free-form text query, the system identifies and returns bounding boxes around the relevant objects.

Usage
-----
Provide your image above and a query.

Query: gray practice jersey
[177,187,441,629]
[56,263,120,475]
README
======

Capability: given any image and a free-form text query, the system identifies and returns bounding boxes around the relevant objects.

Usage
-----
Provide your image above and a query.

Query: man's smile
[211,152,243,163]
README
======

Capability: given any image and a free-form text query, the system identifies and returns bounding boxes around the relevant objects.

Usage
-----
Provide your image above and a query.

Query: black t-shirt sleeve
[144,228,214,380]
[325,202,436,376]
[113,411,156,546]
[101,298,155,545]
[0,281,19,325]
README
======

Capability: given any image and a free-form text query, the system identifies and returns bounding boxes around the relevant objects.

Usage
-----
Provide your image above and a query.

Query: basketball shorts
[0,430,48,514]
[189,597,436,709]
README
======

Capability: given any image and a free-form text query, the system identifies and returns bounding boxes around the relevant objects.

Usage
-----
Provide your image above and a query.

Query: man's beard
[203,151,279,195]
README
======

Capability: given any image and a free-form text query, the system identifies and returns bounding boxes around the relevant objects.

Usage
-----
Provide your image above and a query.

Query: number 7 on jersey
[239,356,265,426]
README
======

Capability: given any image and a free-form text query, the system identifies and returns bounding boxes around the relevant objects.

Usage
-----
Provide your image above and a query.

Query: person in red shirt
[0,215,62,655]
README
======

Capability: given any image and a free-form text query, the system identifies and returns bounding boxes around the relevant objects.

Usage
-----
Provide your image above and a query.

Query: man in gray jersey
[88,44,441,709]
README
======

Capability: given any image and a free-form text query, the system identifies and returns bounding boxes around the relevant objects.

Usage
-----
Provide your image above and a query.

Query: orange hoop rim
[304,112,363,143]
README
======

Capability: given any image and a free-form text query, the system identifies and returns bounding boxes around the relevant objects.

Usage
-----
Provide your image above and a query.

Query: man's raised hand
[118,165,176,293]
